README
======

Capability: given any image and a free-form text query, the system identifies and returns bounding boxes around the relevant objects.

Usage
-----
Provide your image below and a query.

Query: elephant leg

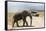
[30,15,32,26]
[16,21,19,27]
[12,19,16,27]
[23,17,28,26]
[25,17,28,26]
[23,20,25,26]
[25,21,28,26]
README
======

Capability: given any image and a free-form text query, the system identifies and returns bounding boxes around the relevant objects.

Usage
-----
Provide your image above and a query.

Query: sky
[8,2,44,13]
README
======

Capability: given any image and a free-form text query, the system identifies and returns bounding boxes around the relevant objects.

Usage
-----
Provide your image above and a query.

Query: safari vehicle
[32,11,39,17]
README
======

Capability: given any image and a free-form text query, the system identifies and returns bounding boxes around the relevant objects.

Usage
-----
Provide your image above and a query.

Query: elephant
[12,10,32,27]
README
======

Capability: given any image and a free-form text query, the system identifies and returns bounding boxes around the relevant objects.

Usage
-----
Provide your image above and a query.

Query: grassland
[7,12,44,29]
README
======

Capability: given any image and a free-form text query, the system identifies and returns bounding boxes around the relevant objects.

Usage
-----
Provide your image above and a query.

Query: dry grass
[7,12,44,29]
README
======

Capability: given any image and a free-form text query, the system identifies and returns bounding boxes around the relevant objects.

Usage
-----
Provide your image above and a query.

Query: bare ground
[7,12,44,29]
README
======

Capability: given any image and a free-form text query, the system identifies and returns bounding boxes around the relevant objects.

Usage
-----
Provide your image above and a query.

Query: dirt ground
[7,12,44,29]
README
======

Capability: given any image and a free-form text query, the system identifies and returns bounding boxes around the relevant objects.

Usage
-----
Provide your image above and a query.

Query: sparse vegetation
[8,12,44,29]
